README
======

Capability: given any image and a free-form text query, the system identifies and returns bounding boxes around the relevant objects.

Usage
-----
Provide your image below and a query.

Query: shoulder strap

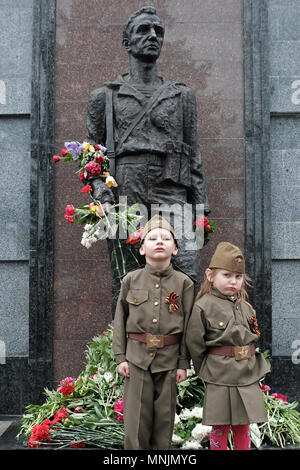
[117,81,171,150]
[105,87,115,176]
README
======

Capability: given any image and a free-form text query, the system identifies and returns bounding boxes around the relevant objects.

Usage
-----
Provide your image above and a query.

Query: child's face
[206,268,244,296]
[139,228,178,265]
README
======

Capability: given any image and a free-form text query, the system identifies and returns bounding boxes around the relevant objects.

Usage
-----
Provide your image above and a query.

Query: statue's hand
[89,177,116,205]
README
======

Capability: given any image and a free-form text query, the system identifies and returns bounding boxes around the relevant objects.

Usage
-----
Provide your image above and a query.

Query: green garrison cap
[209,242,245,274]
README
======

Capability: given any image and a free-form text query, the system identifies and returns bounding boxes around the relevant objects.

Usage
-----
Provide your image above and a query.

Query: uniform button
[133,299,137,303]
[236,306,239,310]
[155,272,161,276]
[153,318,158,324]
[155,283,160,288]
[219,322,224,327]
[149,352,153,357]
[154,301,159,306]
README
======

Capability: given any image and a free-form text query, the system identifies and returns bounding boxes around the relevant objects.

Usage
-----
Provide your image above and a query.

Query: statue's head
[122,6,165,62]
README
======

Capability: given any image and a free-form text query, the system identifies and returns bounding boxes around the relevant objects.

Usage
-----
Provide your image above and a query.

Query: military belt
[207,343,255,361]
[117,154,165,166]
[128,332,181,349]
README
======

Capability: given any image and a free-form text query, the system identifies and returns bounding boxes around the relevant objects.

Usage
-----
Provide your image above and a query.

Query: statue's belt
[116,154,165,165]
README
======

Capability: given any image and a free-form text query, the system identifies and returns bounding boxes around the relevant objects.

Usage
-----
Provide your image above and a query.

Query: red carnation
[271,393,287,403]
[126,226,144,245]
[81,184,93,194]
[61,148,68,157]
[28,423,51,448]
[53,155,60,163]
[114,397,124,423]
[85,161,101,176]
[79,171,87,183]
[70,440,86,448]
[65,205,75,216]
[52,407,70,424]
[94,153,105,164]
[59,384,75,396]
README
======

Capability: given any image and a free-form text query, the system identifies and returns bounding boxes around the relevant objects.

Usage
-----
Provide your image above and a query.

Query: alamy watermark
[0,340,6,365]
[91,198,206,251]
[291,339,300,365]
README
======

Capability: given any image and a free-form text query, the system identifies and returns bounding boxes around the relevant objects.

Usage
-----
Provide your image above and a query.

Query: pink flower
[84,161,101,176]
[94,153,105,164]
[53,155,60,163]
[271,393,287,403]
[65,205,75,216]
[260,383,271,395]
[64,206,75,223]
[114,397,124,423]
[194,217,208,228]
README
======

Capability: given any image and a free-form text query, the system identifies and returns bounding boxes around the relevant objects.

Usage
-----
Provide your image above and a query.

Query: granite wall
[268,0,300,400]
[53,0,246,383]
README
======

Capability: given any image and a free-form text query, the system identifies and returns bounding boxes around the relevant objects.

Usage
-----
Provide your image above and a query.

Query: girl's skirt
[202,381,268,425]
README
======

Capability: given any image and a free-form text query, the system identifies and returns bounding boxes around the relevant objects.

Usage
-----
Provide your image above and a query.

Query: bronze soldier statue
[86,6,210,313]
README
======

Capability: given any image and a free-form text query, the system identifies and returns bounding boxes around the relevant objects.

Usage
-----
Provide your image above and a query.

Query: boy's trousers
[123,362,177,450]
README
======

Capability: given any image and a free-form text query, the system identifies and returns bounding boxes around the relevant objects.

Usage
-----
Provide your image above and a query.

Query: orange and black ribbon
[249,316,261,337]
[165,292,180,313]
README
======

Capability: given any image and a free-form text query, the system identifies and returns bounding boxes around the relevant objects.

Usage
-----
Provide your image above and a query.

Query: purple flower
[64,141,83,157]
[98,144,107,153]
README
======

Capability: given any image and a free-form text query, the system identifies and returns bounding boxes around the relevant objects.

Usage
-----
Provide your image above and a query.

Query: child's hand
[117,361,130,378]
[176,369,187,384]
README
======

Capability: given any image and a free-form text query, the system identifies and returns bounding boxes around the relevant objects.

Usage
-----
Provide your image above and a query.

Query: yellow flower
[89,203,99,214]
[82,142,95,156]
[105,175,118,187]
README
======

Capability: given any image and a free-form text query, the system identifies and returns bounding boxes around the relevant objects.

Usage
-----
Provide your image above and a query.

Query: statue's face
[125,14,164,62]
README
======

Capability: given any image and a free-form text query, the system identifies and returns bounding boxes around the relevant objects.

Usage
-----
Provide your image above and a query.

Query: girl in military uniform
[186,242,270,450]
[113,215,195,450]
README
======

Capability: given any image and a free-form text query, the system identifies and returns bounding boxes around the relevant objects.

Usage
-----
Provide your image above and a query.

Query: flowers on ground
[114,398,124,423]
[19,329,300,450]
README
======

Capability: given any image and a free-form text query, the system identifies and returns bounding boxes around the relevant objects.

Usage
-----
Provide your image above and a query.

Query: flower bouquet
[53,141,117,188]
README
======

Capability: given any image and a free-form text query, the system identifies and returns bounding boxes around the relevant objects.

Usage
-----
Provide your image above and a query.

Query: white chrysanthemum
[181,440,202,450]
[191,423,212,441]
[187,367,195,377]
[179,408,194,420]
[250,423,261,448]
[103,372,114,383]
[172,433,184,445]
[191,406,203,419]
[174,413,181,425]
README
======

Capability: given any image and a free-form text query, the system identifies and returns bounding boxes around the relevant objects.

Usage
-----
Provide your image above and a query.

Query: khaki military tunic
[112,262,194,449]
[186,288,270,425]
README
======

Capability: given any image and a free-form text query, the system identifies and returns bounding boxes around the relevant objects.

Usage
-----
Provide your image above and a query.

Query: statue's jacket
[112,262,195,373]
[185,288,270,386]
[87,74,209,210]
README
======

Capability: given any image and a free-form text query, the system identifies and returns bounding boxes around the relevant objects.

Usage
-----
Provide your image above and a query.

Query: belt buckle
[146,334,164,349]
[234,345,251,360]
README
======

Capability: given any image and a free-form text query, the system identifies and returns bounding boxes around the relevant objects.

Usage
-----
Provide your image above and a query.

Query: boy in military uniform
[186,242,270,450]
[112,215,195,450]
